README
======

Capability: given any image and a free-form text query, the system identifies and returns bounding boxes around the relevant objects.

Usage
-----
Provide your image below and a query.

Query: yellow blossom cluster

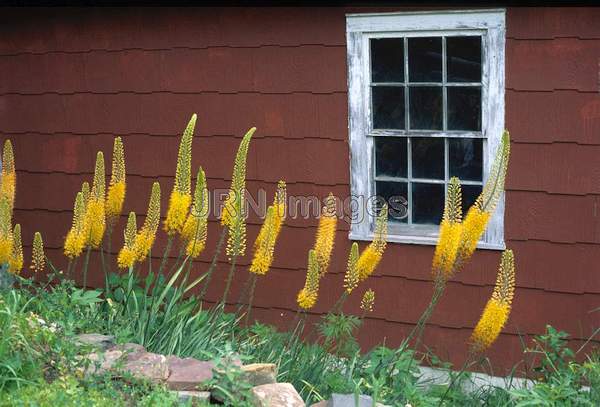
[470,250,515,352]
[182,167,209,258]
[82,152,106,249]
[31,232,45,273]
[165,115,197,235]
[105,137,126,223]
[356,204,388,281]
[250,181,286,275]
[297,249,320,309]
[1,140,15,211]
[343,242,359,294]
[9,224,23,274]
[313,193,337,275]
[360,289,375,312]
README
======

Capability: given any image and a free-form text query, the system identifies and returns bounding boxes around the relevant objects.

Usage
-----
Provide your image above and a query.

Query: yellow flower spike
[164,114,197,235]
[356,204,388,281]
[0,197,13,264]
[250,181,286,275]
[183,168,209,258]
[432,177,463,280]
[82,152,106,248]
[117,212,138,269]
[64,192,86,259]
[343,242,359,294]
[105,137,126,223]
[132,182,161,262]
[313,193,337,276]
[31,232,45,273]
[470,249,515,352]
[81,182,90,207]
[360,289,375,312]
[224,128,256,259]
[297,249,320,310]
[9,224,23,274]
[1,139,16,210]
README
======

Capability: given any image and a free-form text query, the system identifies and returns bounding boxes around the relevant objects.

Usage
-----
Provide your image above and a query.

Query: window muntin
[346,9,505,248]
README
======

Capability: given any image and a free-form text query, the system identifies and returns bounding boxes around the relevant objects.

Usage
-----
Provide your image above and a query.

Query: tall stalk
[244,274,258,325]
[221,254,238,306]
[158,236,174,275]
[82,246,91,289]
[199,226,227,301]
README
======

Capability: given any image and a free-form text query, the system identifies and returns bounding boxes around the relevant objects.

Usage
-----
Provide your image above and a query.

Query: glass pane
[372,86,405,129]
[371,38,405,83]
[412,183,444,225]
[408,37,442,82]
[449,138,483,181]
[447,87,481,131]
[376,181,408,223]
[409,86,443,130]
[447,36,482,82]
[461,184,483,215]
[411,137,444,180]
[375,137,407,178]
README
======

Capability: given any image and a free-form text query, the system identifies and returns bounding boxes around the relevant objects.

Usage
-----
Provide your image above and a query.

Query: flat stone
[328,394,389,407]
[84,350,124,375]
[174,390,211,405]
[109,342,145,354]
[309,402,327,407]
[122,352,169,382]
[242,363,278,386]
[75,333,115,351]
[166,356,215,391]
[251,383,305,407]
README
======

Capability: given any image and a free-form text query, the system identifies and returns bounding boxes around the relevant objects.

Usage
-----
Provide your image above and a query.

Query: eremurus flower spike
[64,191,86,259]
[82,152,106,249]
[164,114,196,236]
[432,177,463,280]
[182,167,209,258]
[1,140,16,211]
[250,181,286,275]
[470,249,515,352]
[356,204,388,281]
[117,212,138,269]
[106,136,126,223]
[297,249,320,309]
[224,127,255,259]
[31,232,45,273]
[343,242,359,294]
[0,197,13,264]
[9,224,22,274]
[313,193,337,276]
[132,182,161,263]
[360,289,375,312]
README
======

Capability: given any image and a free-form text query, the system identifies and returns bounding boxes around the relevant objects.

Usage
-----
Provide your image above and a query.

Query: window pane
[409,86,442,130]
[408,37,442,82]
[375,137,407,178]
[372,86,405,129]
[447,36,482,82]
[376,181,408,223]
[411,137,444,180]
[412,183,444,225]
[449,138,483,181]
[447,87,481,131]
[461,184,483,215]
[371,38,405,83]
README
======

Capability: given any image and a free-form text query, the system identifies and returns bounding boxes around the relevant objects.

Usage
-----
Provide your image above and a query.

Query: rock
[309,401,327,407]
[84,350,124,375]
[242,363,278,386]
[251,383,305,407]
[166,356,215,391]
[109,342,145,354]
[327,393,390,407]
[121,352,170,382]
[75,333,115,351]
[173,390,211,405]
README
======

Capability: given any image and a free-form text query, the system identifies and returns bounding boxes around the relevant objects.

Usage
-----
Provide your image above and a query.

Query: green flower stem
[221,254,238,306]
[82,246,91,290]
[199,226,227,302]
[158,236,174,275]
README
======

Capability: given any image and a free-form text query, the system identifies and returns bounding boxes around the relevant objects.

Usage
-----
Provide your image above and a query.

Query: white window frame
[346,9,506,249]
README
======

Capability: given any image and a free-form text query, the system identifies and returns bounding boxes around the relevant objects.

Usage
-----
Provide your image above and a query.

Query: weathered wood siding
[1,7,599,372]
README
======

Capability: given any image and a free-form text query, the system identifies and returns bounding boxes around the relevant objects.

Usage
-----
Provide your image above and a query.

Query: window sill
[348,230,505,251]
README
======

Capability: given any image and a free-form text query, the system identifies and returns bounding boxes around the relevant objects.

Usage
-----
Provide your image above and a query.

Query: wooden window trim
[346,9,506,250]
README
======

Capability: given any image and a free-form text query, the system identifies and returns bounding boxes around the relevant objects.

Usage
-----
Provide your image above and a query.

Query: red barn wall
[1,7,599,373]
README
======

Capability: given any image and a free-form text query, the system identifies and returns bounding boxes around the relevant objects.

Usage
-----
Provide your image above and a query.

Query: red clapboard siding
[0,93,348,139]
[3,7,600,375]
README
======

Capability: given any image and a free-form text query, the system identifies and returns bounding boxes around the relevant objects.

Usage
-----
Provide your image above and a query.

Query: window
[347,9,505,249]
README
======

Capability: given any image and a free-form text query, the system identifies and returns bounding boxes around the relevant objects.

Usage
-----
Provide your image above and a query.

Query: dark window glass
[371,38,405,83]
[447,87,481,131]
[376,181,408,223]
[461,184,483,215]
[449,138,483,181]
[412,183,444,225]
[408,37,442,82]
[447,36,482,82]
[412,137,444,179]
[375,137,407,178]
[372,86,405,129]
[409,87,443,130]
